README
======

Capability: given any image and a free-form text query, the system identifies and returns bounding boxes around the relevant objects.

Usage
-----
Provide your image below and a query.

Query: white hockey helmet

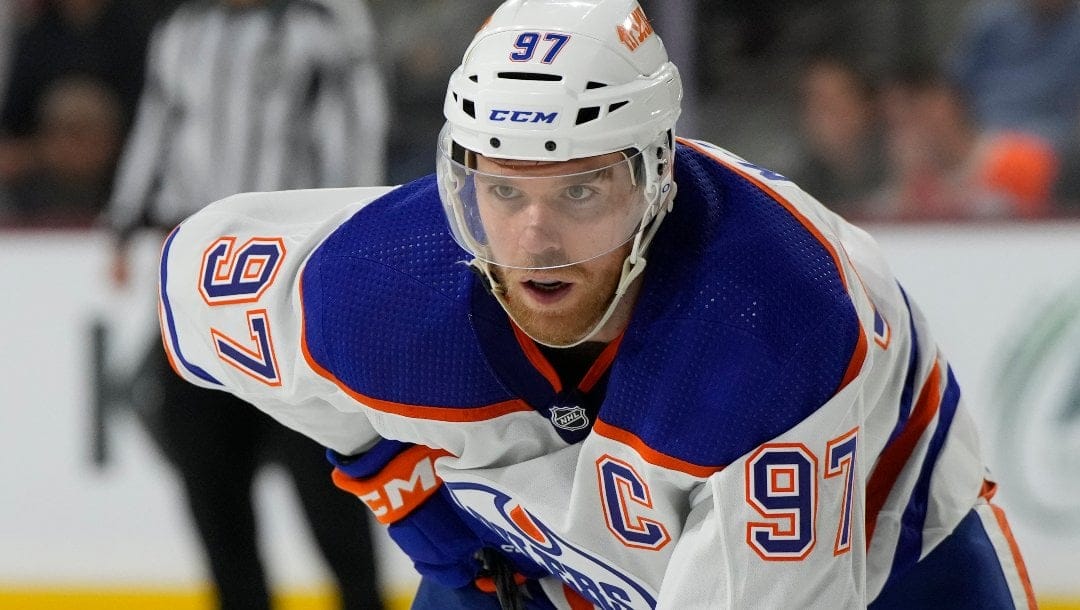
[436,0,683,272]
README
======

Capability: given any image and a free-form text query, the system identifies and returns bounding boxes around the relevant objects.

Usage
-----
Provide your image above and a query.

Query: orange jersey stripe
[593,419,722,479]
[579,333,624,393]
[298,277,533,423]
[512,323,563,392]
[677,139,849,291]
[512,323,625,394]
[838,326,869,392]
[865,360,944,545]
[678,139,868,395]
[988,503,1038,609]
[158,299,184,378]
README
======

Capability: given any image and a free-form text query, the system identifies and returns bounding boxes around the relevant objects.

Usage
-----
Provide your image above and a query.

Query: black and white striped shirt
[107,0,387,235]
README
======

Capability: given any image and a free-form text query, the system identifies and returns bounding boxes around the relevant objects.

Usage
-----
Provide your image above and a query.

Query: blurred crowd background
[0,0,1078,231]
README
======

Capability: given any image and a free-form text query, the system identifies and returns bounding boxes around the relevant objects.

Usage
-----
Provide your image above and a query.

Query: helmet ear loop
[469,257,506,297]
[655,133,676,213]
[629,137,675,265]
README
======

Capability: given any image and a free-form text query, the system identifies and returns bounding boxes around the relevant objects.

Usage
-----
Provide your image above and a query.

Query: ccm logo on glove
[332,445,452,524]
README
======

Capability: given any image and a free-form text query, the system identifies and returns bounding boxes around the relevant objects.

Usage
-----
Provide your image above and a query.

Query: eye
[563,184,597,201]
[490,184,521,200]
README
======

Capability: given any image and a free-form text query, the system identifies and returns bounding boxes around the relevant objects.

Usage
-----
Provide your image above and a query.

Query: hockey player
[157,1,1036,608]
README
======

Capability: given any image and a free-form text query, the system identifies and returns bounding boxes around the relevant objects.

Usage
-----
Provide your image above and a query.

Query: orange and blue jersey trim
[864,286,953,560]
[876,360,965,587]
[159,225,222,386]
[980,481,1038,609]
[510,322,624,395]
[888,288,922,443]
[297,276,533,423]
[865,356,947,546]
[511,323,563,392]
[592,419,723,479]
[677,139,850,290]
[677,137,869,395]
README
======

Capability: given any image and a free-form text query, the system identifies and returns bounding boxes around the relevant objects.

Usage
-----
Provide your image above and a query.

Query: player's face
[473,152,643,269]
[474,152,640,345]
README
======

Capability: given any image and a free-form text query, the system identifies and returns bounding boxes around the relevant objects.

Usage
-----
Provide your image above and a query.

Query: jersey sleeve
[158,186,396,454]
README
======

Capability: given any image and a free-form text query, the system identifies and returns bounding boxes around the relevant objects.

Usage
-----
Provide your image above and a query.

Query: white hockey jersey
[158,139,1033,608]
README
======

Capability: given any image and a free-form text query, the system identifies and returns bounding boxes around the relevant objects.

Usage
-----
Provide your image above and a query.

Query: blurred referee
[102,1,388,608]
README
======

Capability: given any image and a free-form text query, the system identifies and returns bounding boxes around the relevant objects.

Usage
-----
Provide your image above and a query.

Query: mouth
[520,278,574,304]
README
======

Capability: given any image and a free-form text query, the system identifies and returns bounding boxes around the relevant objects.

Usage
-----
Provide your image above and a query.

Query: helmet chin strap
[470,182,676,349]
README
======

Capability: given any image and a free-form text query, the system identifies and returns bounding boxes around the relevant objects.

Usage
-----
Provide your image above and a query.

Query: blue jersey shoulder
[300,176,512,408]
[602,144,861,467]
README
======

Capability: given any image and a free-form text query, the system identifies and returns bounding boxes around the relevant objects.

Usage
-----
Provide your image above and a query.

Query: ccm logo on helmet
[488,109,559,124]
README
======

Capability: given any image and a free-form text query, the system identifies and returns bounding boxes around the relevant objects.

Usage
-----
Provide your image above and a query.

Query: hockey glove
[328,440,485,587]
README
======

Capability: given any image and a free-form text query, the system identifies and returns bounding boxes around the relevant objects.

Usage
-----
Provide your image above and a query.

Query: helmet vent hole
[490,137,501,148]
[462,99,476,118]
[497,71,563,82]
[608,101,629,113]
[585,81,608,90]
[575,106,601,125]
[545,141,557,151]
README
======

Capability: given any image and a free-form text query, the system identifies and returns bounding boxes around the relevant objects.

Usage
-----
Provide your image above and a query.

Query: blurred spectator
[1056,110,1080,210]
[789,53,888,218]
[0,1,25,200]
[0,0,150,210]
[0,2,15,99]
[874,60,1059,220]
[0,0,149,136]
[129,0,187,27]
[0,76,123,226]
[103,0,388,609]
[1058,156,1080,210]
[372,0,501,183]
[947,0,1080,152]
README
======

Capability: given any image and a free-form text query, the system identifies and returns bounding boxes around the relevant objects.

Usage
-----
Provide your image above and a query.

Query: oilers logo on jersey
[448,481,656,609]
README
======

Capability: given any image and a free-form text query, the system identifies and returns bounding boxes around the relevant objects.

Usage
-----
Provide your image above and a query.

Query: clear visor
[437,138,651,270]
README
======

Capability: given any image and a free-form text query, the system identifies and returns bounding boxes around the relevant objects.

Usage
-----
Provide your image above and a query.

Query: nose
[516,202,562,258]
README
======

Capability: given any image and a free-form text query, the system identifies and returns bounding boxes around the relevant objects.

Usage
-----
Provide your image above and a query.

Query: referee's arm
[103,20,176,284]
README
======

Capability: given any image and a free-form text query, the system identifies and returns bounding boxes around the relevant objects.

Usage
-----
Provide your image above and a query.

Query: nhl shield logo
[550,405,589,431]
